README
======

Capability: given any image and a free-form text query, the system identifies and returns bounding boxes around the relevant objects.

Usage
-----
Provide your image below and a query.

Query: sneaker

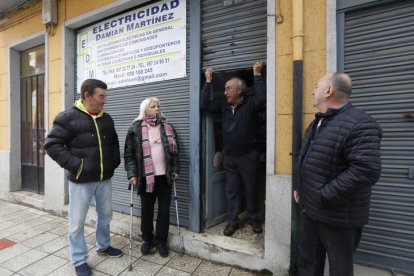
[141,241,153,255]
[97,246,123,257]
[75,263,92,276]
[223,223,239,236]
[249,220,263,233]
[157,243,169,258]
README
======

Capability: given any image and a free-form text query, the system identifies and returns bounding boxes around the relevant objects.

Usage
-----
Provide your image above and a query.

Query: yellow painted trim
[292,0,303,61]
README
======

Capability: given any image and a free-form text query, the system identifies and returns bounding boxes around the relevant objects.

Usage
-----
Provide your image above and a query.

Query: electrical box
[42,0,57,25]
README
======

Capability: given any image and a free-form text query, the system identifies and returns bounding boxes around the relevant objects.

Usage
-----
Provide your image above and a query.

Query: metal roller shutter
[108,79,190,227]
[343,1,414,273]
[201,0,267,70]
[75,1,191,227]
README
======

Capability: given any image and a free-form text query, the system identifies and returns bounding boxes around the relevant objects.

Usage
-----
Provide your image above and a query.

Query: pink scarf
[142,116,177,193]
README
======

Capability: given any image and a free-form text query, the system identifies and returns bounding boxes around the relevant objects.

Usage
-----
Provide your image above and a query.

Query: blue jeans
[68,179,112,266]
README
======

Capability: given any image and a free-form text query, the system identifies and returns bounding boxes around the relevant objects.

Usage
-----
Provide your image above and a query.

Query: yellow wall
[48,0,113,128]
[275,0,326,174]
[0,1,44,151]
[48,0,114,128]
[0,0,116,150]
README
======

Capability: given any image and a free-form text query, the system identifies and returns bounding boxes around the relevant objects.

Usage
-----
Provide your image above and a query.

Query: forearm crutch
[172,180,184,255]
[128,184,134,271]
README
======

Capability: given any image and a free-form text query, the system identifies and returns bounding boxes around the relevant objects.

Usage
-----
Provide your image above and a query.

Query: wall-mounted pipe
[290,0,303,275]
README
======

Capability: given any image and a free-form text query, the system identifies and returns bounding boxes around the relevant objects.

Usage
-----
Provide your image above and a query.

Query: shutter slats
[344,1,414,273]
[201,0,267,70]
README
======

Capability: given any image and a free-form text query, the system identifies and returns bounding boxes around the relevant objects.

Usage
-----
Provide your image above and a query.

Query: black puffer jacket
[298,103,382,227]
[45,99,120,183]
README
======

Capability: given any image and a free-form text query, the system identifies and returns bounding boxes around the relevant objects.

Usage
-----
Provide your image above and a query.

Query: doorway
[20,45,45,194]
[202,68,266,230]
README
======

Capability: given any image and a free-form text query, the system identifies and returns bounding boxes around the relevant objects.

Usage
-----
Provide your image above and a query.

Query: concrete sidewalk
[0,199,255,276]
[0,199,405,276]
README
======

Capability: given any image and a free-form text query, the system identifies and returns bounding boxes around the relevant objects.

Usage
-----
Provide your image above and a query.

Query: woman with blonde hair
[124,97,179,258]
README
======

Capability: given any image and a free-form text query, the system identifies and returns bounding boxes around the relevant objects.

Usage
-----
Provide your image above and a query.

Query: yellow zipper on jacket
[74,99,105,181]
[92,118,104,181]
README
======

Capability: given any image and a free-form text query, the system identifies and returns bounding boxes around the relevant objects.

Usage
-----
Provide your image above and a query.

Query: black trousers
[298,212,362,276]
[140,175,171,245]
[223,150,260,225]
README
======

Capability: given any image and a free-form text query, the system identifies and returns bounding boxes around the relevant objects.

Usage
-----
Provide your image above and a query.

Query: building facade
[0,0,412,274]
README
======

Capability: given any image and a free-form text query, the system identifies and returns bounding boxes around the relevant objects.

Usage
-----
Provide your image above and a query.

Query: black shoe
[75,263,92,276]
[248,220,263,233]
[157,243,169,258]
[97,246,123,257]
[141,241,153,255]
[223,223,239,236]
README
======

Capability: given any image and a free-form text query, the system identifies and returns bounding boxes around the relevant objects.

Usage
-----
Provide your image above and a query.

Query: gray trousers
[223,150,260,225]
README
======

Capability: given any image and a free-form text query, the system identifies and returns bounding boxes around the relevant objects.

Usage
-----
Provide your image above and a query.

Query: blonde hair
[134,97,166,121]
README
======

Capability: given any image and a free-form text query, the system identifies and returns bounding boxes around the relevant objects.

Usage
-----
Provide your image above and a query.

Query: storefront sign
[76,0,186,90]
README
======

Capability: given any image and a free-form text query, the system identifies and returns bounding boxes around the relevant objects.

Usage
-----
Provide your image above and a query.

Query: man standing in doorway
[201,61,266,236]
[294,73,382,276]
[45,79,122,276]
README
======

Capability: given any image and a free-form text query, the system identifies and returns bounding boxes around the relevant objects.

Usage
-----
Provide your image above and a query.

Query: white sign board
[76,0,186,90]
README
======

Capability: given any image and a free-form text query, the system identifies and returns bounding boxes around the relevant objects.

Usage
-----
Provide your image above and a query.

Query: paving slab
[0,199,407,276]
[0,243,32,263]
[19,254,68,276]
[94,253,137,275]
[193,260,233,276]
[141,251,175,266]
[21,232,60,248]
[37,236,69,254]
[8,229,44,243]
[0,220,18,231]
[46,262,75,276]
[0,264,14,276]
[156,266,191,276]
[119,259,162,276]
[1,224,31,238]
[1,248,48,272]
[166,254,202,273]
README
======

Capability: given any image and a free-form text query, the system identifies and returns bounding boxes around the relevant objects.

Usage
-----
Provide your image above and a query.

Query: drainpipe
[290,0,303,275]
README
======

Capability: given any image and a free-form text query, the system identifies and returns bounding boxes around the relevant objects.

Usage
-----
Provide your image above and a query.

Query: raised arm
[200,67,222,113]
[252,61,266,109]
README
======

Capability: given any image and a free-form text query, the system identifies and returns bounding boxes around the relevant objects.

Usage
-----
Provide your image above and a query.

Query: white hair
[134,97,165,121]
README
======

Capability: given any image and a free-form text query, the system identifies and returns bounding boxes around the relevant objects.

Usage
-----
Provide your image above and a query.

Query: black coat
[45,100,120,183]
[200,76,266,156]
[298,103,382,227]
[124,120,180,190]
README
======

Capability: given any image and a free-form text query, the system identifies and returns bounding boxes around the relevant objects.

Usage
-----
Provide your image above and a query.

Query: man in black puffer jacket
[45,79,121,276]
[294,73,382,276]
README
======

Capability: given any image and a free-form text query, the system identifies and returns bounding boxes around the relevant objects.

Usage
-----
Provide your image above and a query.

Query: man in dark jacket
[45,79,122,276]
[294,73,382,276]
[201,61,266,236]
